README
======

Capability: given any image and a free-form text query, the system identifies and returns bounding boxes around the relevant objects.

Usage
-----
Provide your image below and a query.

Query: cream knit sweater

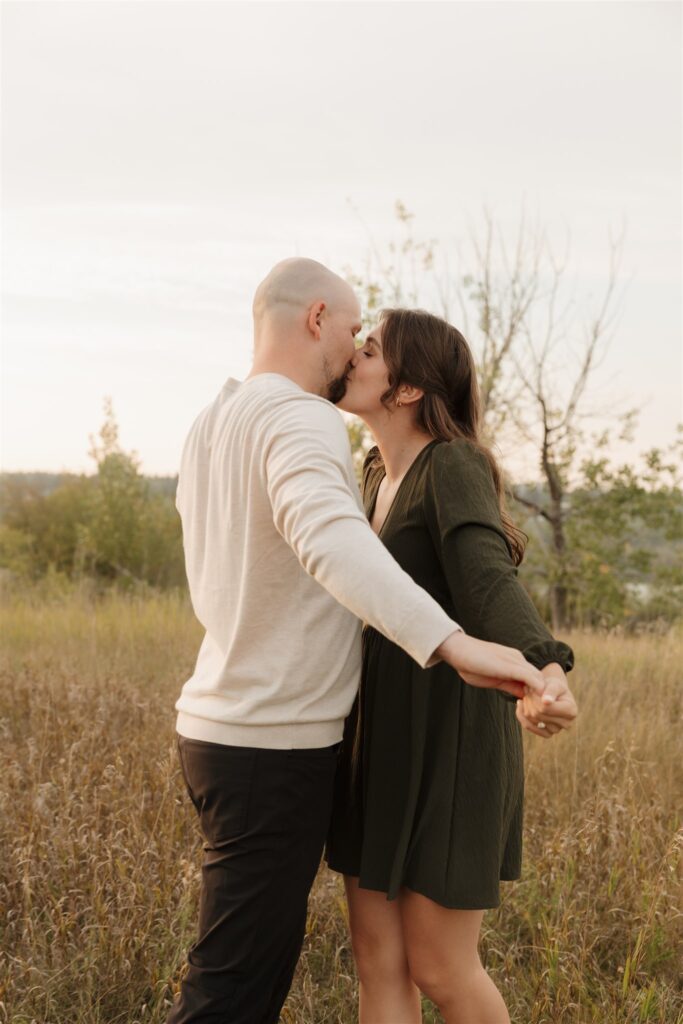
[174,373,461,749]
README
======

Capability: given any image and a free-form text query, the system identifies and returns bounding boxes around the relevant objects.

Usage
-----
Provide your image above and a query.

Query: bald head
[252,257,358,326]
[247,257,361,402]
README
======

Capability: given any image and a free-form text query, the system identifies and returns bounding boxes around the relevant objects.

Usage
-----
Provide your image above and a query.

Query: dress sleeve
[424,439,574,677]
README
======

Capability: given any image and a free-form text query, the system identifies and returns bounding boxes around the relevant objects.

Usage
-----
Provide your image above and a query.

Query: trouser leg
[167,736,339,1024]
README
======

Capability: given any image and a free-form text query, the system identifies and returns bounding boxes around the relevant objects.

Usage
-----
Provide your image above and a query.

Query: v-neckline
[368,439,441,539]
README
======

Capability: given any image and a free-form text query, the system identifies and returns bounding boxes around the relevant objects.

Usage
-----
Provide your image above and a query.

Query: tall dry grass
[0,588,681,1023]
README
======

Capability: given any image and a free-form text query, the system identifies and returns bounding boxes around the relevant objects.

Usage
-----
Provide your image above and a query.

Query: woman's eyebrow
[366,336,379,349]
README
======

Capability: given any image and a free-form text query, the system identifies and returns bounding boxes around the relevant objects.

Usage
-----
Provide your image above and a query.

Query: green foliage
[0,474,93,578]
[566,432,682,628]
[513,429,683,629]
[0,399,185,591]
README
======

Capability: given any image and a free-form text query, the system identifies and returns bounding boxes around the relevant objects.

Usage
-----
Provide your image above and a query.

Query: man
[167,258,553,1024]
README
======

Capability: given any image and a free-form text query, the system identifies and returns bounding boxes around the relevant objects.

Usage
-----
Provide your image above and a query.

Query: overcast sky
[2,1,681,480]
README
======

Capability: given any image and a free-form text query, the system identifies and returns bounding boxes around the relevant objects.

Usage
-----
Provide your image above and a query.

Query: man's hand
[516,663,578,738]
[435,631,547,700]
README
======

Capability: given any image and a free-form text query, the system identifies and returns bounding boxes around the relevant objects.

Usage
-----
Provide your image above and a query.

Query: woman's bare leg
[399,888,509,1024]
[343,876,422,1024]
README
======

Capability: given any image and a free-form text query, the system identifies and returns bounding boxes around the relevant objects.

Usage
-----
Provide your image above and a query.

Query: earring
[396,399,402,407]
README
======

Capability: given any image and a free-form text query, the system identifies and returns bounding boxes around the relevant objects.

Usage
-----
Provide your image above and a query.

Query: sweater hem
[175,710,344,750]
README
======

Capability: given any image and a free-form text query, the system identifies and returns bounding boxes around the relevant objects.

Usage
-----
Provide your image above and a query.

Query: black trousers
[166,734,340,1024]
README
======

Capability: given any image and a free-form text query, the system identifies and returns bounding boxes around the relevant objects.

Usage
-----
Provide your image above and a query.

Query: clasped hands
[515,661,578,739]
[435,632,578,740]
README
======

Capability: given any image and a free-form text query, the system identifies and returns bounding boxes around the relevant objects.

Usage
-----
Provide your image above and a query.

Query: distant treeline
[2,471,178,500]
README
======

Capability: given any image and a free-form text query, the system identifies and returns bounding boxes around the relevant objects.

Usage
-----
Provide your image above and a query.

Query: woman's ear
[398,384,424,406]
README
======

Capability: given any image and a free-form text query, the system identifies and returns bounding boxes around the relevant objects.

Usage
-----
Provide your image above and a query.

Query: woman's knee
[400,891,486,1004]
[407,950,482,1004]
[351,925,411,987]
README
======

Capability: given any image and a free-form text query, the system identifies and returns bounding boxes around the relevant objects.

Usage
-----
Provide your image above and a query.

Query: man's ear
[306,301,326,341]
[398,384,424,406]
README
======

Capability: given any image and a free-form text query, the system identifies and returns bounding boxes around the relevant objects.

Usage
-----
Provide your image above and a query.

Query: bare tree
[458,213,628,628]
[462,207,545,439]
[345,203,548,441]
[505,232,625,629]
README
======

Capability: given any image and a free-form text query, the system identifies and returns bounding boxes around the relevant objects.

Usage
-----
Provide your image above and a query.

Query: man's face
[320,293,363,404]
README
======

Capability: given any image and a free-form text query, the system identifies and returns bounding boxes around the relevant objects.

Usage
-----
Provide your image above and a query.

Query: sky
[2,0,681,481]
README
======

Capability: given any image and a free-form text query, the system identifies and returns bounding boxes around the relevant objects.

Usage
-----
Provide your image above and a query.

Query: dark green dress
[325,438,574,910]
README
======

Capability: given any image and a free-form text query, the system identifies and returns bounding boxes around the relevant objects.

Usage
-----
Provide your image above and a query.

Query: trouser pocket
[177,736,257,844]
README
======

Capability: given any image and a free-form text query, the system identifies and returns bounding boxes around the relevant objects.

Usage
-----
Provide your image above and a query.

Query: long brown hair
[373,307,527,565]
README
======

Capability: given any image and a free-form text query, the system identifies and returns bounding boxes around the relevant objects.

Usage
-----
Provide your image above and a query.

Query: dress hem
[324,858,521,911]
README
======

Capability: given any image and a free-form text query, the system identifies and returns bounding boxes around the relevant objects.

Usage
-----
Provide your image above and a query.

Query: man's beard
[322,355,350,404]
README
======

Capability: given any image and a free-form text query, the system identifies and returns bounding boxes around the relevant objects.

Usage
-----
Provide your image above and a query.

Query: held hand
[516,664,578,738]
[435,631,547,700]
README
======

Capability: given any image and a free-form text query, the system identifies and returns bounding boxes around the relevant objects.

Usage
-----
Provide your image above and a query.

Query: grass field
[0,588,681,1023]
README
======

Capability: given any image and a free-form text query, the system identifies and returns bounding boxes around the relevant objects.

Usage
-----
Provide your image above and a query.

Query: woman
[325,308,578,1023]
